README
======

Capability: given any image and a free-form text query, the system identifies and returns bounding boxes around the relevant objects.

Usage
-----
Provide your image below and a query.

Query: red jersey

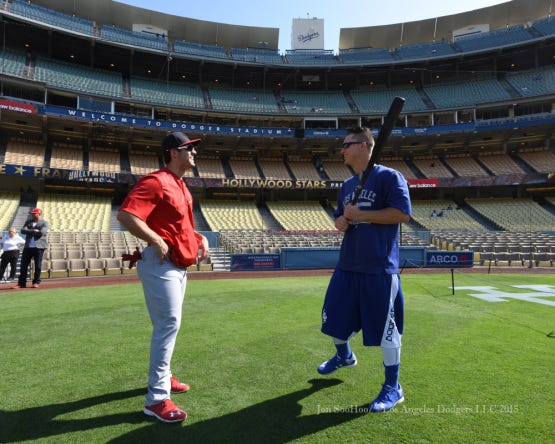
[120,167,202,268]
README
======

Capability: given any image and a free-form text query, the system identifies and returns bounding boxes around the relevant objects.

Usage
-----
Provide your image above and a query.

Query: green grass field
[1,272,554,443]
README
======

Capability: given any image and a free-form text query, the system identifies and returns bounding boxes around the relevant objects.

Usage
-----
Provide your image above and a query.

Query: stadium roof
[29,0,280,50]
[29,0,552,52]
[339,0,552,49]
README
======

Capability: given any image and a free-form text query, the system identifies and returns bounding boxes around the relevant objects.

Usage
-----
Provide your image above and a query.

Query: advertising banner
[230,254,281,271]
[426,251,474,268]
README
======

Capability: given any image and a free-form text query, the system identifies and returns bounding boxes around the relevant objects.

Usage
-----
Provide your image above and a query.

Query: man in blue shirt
[317,126,412,413]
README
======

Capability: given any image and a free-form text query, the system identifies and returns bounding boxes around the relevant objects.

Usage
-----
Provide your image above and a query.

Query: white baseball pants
[137,245,188,406]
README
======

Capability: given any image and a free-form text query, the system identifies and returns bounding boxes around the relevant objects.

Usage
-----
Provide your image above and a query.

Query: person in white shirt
[0,227,26,282]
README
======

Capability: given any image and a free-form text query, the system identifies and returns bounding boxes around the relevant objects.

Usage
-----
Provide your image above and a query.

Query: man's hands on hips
[153,237,170,264]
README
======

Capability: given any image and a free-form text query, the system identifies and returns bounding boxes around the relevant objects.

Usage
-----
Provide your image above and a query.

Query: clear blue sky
[118,0,509,51]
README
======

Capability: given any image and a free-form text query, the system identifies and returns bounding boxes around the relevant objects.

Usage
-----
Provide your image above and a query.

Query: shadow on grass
[0,388,146,443]
[0,379,367,443]
[109,378,368,443]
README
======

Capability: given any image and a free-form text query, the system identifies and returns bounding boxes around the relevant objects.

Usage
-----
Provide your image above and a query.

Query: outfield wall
[230,246,433,271]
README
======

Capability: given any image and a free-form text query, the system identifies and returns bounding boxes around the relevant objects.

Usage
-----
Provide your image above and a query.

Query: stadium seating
[350,86,427,113]
[282,90,352,115]
[258,158,292,179]
[395,40,457,60]
[454,25,534,53]
[36,194,112,232]
[88,147,121,174]
[424,76,511,108]
[532,16,555,37]
[476,153,525,175]
[442,155,489,177]
[200,200,267,231]
[266,201,335,231]
[49,259,69,278]
[229,47,283,65]
[129,150,160,175]
[40,258,50,280]
[5,138,45,167]
[87,258,106,276]
[0,192,20,231]
[505,66,555,98]
[381,159,419,180]
[432,231,555,267]
[339,47,395,64]
[517,148,555,173]
[173,40,228,59]
[321,160,352,181]
[412,158,454,179]
[195,156,226,179]
[219,229,344,253]
[208,87,279,114]
[228,157,262,179]
[50,142,84,171]
[0,48,27,77]
[100,25,168,51]
[68,259,87,277]
[34,57,123,98]
[130,77,205,109]
[10,0,95,36]
[284,50,339,66]
[287,160,322,180]
[532,253,553,267]
[104,258,123,275]
[411,200,485,231]
[466,198,555,231]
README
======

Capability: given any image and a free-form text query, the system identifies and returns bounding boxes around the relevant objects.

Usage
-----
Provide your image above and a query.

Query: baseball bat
[351,96,405,205]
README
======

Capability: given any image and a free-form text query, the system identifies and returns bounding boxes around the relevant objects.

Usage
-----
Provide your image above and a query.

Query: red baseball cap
[30,208,43,216]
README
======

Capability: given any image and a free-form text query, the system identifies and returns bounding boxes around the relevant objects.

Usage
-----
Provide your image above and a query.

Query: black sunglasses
[342,141,363,149]
[169,142,200,152]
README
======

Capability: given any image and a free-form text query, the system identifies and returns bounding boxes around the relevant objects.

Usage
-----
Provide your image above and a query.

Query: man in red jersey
[117,131,209,423]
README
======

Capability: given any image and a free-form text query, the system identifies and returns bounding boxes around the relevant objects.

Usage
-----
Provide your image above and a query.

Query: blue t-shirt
[335,164,411,274]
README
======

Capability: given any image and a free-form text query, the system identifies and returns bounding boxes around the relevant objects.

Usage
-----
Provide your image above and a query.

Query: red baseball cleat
[13,284,25,289]
[144,399,187,423]
[170,376,190,393]
[32,283,40,288]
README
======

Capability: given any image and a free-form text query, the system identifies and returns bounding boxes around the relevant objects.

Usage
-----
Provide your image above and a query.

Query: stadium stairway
[405,159,426,178]
[221,158,234,178]
[0,139,6,163]
[538,197,555,216]
[193,206,210,231]
[343,91,360,113]
[258,206,282,230]
[498,76,523,99]
[459,204,500,231]
[11,202,35,230]
[440,158,458,177]
[510,152,535,174]
[209,246,230,271]
[416,88,435,110]
[6,202,36,280]
[109,205,124,230]
[473,157,494,176]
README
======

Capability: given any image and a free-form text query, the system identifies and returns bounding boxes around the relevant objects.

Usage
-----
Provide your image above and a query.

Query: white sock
[382,347,401,366]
